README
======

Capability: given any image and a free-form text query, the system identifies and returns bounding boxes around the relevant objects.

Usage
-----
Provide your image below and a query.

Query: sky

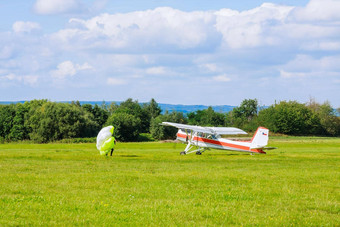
[1,0,340,107]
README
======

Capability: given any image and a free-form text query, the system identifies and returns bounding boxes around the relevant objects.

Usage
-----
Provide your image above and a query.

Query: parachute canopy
[96,126,115,155]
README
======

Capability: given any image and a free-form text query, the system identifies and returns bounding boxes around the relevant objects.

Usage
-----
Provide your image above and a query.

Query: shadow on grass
[117,155,141,158]
[204,153,256,157]
[206,153,241,156]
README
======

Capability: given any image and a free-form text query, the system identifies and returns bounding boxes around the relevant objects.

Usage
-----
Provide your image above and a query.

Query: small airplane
[161,122,276,155]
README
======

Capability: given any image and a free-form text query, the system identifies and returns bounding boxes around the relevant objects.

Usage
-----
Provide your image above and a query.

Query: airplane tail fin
[250,127,269,149]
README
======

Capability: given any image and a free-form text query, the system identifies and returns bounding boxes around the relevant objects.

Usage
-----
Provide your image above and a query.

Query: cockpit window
[180,129,191,134]
[207,134,220,139]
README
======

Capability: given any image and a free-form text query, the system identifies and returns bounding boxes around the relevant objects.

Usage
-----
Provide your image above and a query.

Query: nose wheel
[180,151,186,155]
[196,151,202,155]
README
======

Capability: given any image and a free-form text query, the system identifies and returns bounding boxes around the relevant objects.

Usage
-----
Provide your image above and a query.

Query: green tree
[108,102,119,114]
[150,111,187,140]
[188,107,226,126]
[106,112,141,142]
[82,104,109,130]
[26,102,97,142]
[228,99,259,131]
[57,103,98,139]
[232,99,258,122]
[71,100,81,107]
[82,104,93,113]
[0,104,16,141]
[257,101,320,135]
[307,100,340,136]
[256,106,278,132]
[26,102,58,142]
[143,98,162,119]
[114,98,150,133]
[24,99,48,140]
[8,103,30,141]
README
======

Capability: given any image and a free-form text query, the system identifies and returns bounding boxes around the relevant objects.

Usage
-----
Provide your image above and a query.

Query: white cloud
[213,74,231,82]
[48,3,340,53]
[51,61,92,79]
[2,1,340,106]
[23,75,39,86]
[215,3,294,49]
[4,73,16,81]
[0,46,13,59]
[34,0,82,15]
[107,77,127,85]
[1,73,38,85]
[201,63,218,72]
[277,24,338,40]
[291,0,340,22]
[280,70,307,78]
[301,41,340,51]
[282,55,340,72]
[146,67,167,75]
[279,55,340,81]
[56,7,218,52]
[279,70,339,80]
[76,62,93,71]
[51,61,76,79]
[12,21,41,33]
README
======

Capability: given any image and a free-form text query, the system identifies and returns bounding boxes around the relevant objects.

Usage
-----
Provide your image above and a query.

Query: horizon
[0,99,237,114]
[0,99,237,107]
[1,0,340,107]
[0,98,331,107]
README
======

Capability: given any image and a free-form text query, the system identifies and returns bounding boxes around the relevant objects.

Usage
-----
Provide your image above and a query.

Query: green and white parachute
[96,126,115,155]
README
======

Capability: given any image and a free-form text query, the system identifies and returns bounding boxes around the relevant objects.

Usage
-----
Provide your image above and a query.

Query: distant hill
[158,103,235,113]
[0,101,235,114]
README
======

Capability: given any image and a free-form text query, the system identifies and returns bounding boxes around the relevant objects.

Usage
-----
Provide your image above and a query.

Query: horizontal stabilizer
[262,147,277,150]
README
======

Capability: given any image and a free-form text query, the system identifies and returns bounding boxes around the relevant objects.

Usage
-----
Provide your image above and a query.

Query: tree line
[0,98,339,143]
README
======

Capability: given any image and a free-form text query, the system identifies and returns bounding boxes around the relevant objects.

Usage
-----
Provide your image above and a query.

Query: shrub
[105,112,141,142]
[150,111,187,140]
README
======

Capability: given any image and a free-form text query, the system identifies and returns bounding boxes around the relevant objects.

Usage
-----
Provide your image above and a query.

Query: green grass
[0,137,339,226]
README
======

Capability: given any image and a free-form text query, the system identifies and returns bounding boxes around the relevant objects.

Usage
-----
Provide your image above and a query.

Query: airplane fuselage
[176,129,266,154]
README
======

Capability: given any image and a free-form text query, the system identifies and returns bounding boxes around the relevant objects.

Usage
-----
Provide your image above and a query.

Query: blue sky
[1,0,340,107]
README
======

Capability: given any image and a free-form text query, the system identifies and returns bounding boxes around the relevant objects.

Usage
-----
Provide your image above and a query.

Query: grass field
[0,137,339,226]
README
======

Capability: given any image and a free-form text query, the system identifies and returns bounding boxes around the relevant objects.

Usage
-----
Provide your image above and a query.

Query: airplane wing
[161,122,247,135]
[206,127,247,135]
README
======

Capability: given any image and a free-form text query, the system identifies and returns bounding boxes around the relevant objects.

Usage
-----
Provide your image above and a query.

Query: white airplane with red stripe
[161,122,276,155]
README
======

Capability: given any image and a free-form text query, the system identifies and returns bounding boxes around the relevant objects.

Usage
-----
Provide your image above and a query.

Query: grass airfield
[0,137,339,226]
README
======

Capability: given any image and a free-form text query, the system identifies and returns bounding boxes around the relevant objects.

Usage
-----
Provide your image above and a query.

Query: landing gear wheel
[196,151,202,155]
[180,151,186,155]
